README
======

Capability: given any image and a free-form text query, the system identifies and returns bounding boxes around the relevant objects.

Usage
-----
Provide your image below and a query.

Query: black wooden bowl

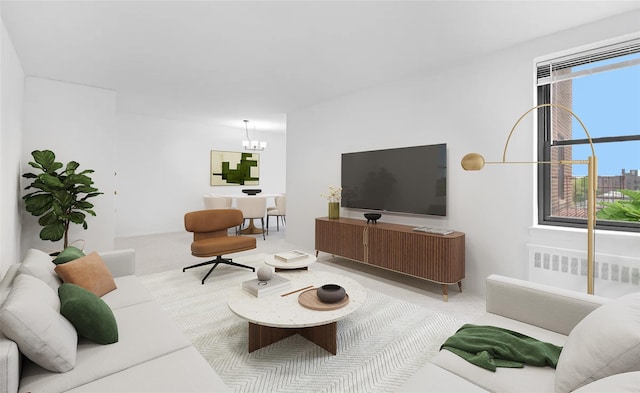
[364,213,382,223]
[316,284,346,303]
[242,189,262,195]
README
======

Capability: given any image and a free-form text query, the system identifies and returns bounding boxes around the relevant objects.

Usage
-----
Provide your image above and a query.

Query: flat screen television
[341,143,447,216]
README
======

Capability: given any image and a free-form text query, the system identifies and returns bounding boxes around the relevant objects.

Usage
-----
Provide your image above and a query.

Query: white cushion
[65,347,230,392]
[19,300,191,392]
[18,248,61,290]
[432,313,563,393]
[0,333,21,393]
[0,274,77,372]
[554,293,640,393]
[399,362,489,392]
[0,265,22,393]
[101,275,154,310]
[572,371,640,393]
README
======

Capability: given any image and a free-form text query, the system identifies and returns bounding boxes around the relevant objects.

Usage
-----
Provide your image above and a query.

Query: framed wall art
[210,150,260,186]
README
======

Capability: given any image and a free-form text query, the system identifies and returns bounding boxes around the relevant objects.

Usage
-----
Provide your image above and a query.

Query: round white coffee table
[264,252,317,270]
[227,269,366,354]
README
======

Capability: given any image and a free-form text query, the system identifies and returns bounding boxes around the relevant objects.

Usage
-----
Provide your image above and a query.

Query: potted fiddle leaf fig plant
[22,149,103,249]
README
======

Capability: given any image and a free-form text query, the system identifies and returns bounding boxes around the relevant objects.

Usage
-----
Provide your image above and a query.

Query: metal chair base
[183,255,255,285]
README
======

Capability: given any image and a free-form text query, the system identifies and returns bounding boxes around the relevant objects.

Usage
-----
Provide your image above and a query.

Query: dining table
[222,192,282,235]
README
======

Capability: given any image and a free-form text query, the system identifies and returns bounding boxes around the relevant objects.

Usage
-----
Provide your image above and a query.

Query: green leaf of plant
[33,152,63,174]
[68,212,86,224]
[53,191,74,206]
[32,150,56,169]
[40,223,65,241]
[597,189,640,222]
[619,204,640,219]
[24,194,53,216]
[52,201,65,216]
[65,161,80,173]
[38,211,60,226]
[27,161,44,171]
[620,189,640,200]
[51,162,64,172]
[75,201,94,209]
[66,174,93,186]
[77,187,99,195]
[41,173,65,188]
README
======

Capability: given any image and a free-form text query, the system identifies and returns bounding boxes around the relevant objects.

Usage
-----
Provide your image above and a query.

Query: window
[537,37,640,232]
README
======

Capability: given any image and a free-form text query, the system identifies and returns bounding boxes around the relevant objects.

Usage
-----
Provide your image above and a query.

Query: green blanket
[440,324,562,372]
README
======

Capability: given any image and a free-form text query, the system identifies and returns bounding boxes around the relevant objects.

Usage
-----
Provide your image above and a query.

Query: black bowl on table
[364,213,382,224]
[316,284,346,303]
[242,189,262,195]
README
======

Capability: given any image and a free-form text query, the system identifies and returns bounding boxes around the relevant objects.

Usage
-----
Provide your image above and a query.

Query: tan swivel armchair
[183,209,256,284]
[267,195,286,234]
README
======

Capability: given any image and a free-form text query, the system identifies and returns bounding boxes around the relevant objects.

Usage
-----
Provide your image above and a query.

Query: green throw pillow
[53,246,85,265]
[58,283,118,345]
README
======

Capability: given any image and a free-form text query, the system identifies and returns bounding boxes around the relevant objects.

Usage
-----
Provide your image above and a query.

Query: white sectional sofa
[0,248,229,393]
[400,274,640,393]
[3,249,638,393]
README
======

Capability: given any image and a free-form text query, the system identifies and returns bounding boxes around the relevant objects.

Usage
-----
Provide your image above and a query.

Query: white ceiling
[2,1,639,133]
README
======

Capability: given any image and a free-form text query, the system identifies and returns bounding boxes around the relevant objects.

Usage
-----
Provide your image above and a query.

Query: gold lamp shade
[461,153,486,171]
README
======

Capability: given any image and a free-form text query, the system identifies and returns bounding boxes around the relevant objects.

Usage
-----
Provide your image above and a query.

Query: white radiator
[527,244,640,298]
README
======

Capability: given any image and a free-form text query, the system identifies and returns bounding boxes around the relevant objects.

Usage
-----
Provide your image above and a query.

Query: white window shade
[537,38,640,85]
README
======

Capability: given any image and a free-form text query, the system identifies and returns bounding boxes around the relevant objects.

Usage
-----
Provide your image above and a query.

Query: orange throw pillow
[54,252,117,297]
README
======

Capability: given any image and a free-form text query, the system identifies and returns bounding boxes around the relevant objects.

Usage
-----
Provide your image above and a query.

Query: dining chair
[203,194,232,209]
[235,196,267,240]
[266,195,286,235]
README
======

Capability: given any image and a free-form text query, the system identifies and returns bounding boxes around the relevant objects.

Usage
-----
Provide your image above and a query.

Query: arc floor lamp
[461,103,598,295]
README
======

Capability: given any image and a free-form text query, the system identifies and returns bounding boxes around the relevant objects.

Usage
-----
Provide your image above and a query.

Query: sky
[570,54,640,178]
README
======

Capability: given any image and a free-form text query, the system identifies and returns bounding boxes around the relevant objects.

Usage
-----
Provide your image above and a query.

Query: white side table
[264,253,316,271]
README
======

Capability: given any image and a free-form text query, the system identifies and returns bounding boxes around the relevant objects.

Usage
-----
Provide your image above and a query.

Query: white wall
[0,20,25,276]
[286,11,640,296]
[9,73,287,256]
[115,112,286,237]
[21,77,117,255]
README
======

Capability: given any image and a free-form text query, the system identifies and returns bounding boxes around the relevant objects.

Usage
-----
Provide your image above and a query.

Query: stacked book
[242,274,291,297]
[274,250,309,263]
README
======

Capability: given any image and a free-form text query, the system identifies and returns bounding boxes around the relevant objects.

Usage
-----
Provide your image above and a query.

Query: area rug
[139,254,461,393]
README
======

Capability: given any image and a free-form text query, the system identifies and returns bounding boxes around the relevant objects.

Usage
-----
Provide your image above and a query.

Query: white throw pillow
[554,292,640,393]
[18,248,62,290]
[0,274,77,372]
